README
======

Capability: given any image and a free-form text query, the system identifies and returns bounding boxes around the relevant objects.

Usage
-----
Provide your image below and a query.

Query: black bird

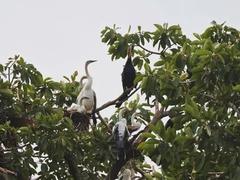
[116,46,136,107]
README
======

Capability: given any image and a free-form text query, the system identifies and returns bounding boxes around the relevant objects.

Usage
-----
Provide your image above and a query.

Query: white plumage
[67,103,83,113]
[122,169,131,180]
[112,118,129,144]
[131,112,142,130]
[112,109,130,160]
[76,60,97,115]
[76,77,96,113]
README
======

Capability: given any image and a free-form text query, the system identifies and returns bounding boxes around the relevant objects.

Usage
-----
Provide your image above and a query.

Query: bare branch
[0,166,17,176]
[95,87,140,113]
[133,104,168,146]
[137,44,161,55]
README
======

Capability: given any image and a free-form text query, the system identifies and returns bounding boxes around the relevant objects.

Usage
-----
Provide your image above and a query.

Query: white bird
[67,76,88,113]
[131,112,142,130]
[122,169,132,180]
[112,108,130,160]
[76,60,97,124]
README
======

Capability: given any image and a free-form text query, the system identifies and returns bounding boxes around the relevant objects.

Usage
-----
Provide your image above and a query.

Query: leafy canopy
[0,22,240,179]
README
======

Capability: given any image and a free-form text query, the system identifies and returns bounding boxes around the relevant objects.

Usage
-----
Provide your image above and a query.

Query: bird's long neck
[85,62,90,77]
[84,62,93,89]
[126,56,132,66]
[80,76,87,87]
[126,45,133,64]
[126,46,133,66]
[83,76,92,90]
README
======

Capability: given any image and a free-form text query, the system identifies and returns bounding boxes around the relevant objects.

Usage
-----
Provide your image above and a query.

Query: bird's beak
[89,60,97,63]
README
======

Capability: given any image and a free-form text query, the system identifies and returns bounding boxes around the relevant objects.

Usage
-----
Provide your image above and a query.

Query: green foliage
[102,22,240,179]
[0,22,240,179]
[0,56,113,179]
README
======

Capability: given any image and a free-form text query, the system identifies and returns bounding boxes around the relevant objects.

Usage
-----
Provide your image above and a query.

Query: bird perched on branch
[112,108,130,160]
[67,60,97,125]
[76,60,97,125]
[116,46,136,107]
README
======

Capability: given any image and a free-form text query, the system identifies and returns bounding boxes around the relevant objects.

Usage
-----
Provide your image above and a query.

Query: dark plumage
[122,46,136,91]
[165,119,174,129]
[116,46,136,108]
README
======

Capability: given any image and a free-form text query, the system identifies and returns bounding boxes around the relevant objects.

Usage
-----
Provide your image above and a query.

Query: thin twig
[137,44,161,55]
[133,105,168,146]
[97,112,112,134]
[0,166,17,176]
[208,172,224,175]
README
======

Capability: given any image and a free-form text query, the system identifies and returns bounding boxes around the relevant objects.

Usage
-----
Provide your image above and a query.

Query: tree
[0,22,240,179]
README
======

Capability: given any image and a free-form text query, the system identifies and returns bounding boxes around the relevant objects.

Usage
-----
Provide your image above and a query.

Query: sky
[0,0,239,117]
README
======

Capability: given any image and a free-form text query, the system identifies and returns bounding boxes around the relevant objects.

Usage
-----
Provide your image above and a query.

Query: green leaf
[141,132,156,139]
[0,88,13,96]
[193,33,201,40]
[184,96,201,119]
[165,128,176,143]
[154,60,165,66]
[144,63,151,73]
[152,171,162,178]
[160,33,167,50]
[203,39,214,51]
[134,73,143,84]
[154,24,163,31]
[205,125,211,136]
[233,84,240,92]
[175,53,185,70]
[138,26,142,32]
[153,38,159,47]
[196,154,205,172]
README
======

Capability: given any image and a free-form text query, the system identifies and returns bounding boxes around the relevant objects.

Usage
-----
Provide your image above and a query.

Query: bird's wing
[112,123,118,135]
[92,91,97,125]
[79,96,90,105]
[93,91,97,111]
[121,71,127,91]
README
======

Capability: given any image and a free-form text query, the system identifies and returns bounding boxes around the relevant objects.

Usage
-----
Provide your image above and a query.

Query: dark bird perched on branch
[112,108,130,160]
[67,60,97,126]
[116,46,136,108]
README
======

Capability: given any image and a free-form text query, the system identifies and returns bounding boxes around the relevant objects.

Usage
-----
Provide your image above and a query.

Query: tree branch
[95,87,140,113]
[0,166,17,176]
[97,112,112,134]
[106,101,170,179]
[137,44,161,55]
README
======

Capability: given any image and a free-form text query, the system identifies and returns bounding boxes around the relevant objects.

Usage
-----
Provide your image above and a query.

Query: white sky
[0,0,239,117]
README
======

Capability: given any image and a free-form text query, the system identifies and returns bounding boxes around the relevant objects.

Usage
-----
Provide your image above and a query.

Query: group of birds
[67,60,97,125]
[66,46,141,175]
[67,45,137,127]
